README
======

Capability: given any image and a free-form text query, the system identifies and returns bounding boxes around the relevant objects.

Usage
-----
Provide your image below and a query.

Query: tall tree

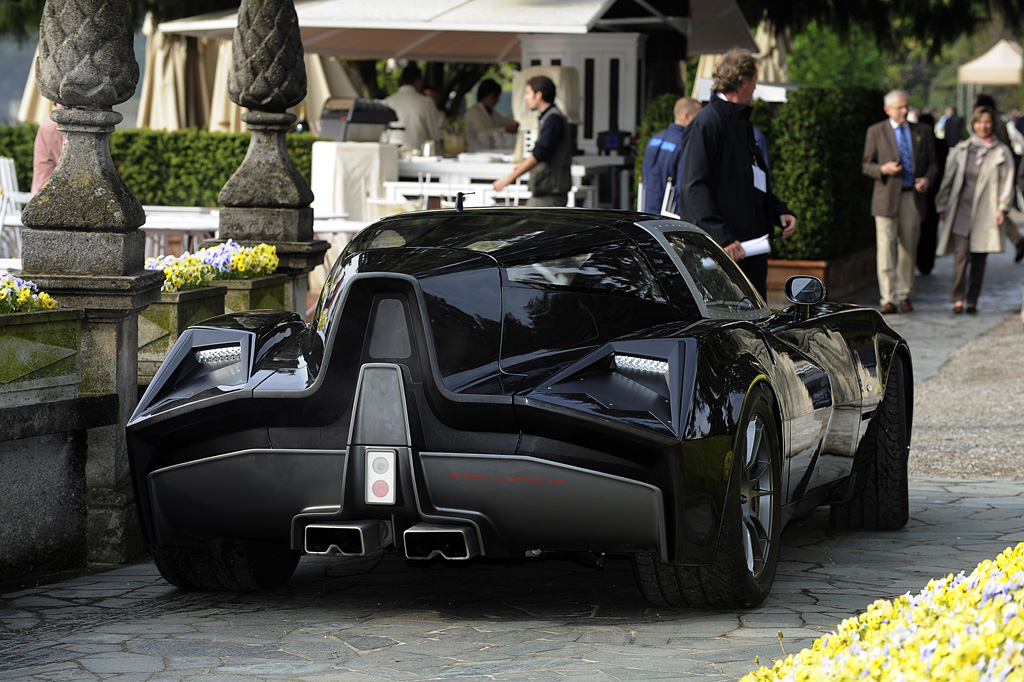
[737,0,1024,54]
[0,0,238,39]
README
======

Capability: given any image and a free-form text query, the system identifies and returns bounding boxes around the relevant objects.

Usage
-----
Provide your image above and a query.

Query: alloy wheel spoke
[743,522,755,572]
[745,419,762,468]
[744,516,768,572]
[748,459,770,483]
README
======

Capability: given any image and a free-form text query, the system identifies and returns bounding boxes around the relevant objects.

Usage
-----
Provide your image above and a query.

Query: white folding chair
[0,157,31,258]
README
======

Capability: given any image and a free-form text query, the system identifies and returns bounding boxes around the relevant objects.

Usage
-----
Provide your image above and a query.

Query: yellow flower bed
[145,242,279,292]
[743,543,1024,682]
[0,274,57,313]
[223,242,278,279]
[146,253,215,293]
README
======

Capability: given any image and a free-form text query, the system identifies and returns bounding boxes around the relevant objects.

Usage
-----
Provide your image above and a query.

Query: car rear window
[504,241,666,302]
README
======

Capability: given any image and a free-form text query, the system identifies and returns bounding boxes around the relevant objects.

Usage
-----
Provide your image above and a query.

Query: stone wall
[0,394,117,583]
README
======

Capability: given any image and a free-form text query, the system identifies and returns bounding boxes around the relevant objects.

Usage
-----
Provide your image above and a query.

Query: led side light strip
[613,354,669,375]
[195,344,242,366]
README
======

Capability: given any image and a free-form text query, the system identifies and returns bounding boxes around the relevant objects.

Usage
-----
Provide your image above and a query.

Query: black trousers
[739,254,769,300]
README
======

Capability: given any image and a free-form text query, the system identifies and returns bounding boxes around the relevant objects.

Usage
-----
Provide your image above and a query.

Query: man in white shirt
[382,64,442,154]
[465,79,518,149]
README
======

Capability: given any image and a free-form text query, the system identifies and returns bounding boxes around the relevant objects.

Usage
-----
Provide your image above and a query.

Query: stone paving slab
[845,243,1022,383]
[1,478,1021,681]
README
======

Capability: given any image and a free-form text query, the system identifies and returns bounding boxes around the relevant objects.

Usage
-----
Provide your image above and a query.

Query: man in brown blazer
[862,89,939,313]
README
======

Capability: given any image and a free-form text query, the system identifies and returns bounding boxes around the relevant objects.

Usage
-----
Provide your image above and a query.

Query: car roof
[349,207,703,265]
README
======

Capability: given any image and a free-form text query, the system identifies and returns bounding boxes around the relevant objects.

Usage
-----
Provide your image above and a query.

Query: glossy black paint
[127,208,912,570]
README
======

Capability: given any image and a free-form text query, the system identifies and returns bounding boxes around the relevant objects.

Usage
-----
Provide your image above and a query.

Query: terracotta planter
[138,287,226,384]
[214,273,288,314]
[767,249,876,304]
[0,309,83,409]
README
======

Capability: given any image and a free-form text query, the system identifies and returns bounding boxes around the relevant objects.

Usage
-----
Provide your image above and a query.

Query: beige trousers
[875,191,920,306]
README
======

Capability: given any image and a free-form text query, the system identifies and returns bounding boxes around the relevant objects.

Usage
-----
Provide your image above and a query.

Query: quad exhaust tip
[403,522,480,560]
[304,521,392,556]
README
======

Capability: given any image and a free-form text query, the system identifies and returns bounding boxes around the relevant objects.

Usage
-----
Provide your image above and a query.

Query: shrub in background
[0,123,38,192]
[767,87,883,260]
[0,125,316,207]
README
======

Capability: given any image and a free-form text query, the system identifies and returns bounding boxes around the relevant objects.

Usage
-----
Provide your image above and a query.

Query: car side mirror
[785,276,825,308]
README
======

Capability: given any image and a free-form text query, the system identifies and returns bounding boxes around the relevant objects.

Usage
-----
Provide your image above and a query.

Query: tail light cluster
[365,449,396,505]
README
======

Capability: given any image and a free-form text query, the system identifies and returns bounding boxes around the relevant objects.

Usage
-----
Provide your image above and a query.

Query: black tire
[152,538,299,591]
[633,385,782,608]
[830,354,909,531]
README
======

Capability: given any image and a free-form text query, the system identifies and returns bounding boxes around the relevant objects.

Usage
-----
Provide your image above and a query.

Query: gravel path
[909,312,1024,479]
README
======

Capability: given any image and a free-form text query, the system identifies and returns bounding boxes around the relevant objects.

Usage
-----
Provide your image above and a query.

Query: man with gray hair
[862,89,938,313]
[678,49,797,298]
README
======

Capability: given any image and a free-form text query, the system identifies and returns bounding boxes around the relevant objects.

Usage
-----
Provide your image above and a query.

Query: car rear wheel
[632,385,781,608]
[152,538,299,591]
[830,354,909,531]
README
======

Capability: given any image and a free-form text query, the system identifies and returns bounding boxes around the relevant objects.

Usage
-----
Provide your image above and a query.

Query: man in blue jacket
[641,97,701,215]
[678,50,797,298]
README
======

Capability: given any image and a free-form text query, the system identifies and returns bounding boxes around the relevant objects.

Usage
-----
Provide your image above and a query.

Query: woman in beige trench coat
[934,106,1014,313]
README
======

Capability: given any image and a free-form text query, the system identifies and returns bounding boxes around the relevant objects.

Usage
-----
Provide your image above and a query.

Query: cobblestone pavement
[1,246,1022,682]
[845,243,1022,383]
[1,479,1022,681]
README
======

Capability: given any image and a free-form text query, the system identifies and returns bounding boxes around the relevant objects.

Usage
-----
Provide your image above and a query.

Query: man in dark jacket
[677,50,797,298]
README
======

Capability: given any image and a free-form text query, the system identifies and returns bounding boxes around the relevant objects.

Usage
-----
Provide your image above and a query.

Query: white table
[142,206,220,258]
[397,154,627,208]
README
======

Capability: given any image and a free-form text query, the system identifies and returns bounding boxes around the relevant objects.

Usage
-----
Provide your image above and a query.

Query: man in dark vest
[493,75,572,206]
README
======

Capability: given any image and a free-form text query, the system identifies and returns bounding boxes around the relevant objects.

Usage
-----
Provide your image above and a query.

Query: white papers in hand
[740,235,771,257]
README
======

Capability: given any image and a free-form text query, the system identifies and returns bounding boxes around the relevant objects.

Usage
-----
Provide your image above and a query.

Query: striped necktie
[896,125,914,189]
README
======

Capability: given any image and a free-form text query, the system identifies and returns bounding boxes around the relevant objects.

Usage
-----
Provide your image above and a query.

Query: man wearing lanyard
[493,75,572,207]
[677,49,797,299]
[862,89,938,313]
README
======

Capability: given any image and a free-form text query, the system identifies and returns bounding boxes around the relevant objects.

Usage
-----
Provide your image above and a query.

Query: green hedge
[767,87,882,261]
[0,123,39,192]
[0,125,317,207]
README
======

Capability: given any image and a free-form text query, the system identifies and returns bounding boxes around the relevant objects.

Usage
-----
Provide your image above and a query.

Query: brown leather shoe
[881,302,898,314]
[899,299,914,312]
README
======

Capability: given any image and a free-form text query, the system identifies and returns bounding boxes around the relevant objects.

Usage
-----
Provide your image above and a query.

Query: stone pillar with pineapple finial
[18,0,164,564]
[217,0,329,315]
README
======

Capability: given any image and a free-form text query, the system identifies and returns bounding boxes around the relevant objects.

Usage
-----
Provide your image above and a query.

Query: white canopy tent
[956,39,1023,115]
[159,0,757,62]
[690,15,793,104]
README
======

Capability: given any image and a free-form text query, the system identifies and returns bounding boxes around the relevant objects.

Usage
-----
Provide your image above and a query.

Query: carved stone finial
[219,0,312,211]
[228,0,306,112]
[36,0,139,108]
[21,0,146,273]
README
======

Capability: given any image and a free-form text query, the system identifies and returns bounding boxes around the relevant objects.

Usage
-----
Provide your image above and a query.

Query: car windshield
[662,231,767,319]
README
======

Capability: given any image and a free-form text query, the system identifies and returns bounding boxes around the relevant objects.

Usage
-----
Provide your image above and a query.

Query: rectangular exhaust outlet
[403,522,480,560]
[305,521,387,556]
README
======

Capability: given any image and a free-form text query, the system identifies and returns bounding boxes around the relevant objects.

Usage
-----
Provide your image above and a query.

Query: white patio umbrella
[17,46,55,127]
[137,13,217,130]
[206,41,360,134]
[754,14,789,84]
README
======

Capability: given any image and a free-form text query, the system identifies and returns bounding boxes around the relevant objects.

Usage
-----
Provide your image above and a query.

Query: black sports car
[127,208,912,608]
